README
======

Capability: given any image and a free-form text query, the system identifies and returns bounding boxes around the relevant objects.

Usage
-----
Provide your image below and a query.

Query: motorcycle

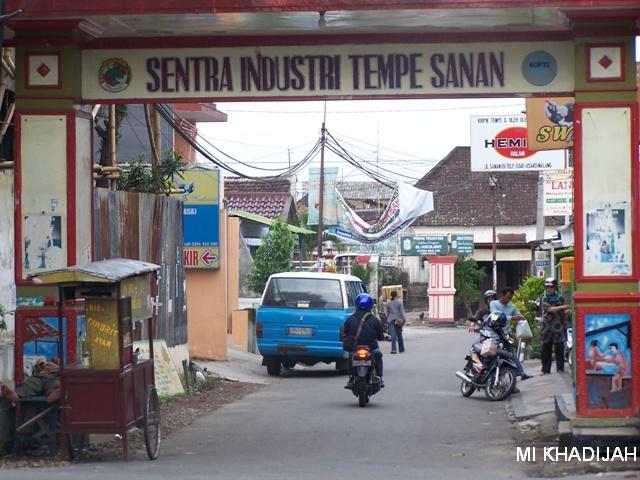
[456,324,519,401]
[347,345,382,407]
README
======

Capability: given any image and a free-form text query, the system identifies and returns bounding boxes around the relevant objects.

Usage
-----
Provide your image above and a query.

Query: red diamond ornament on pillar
[598,55,613,70]
[36,63,51,78]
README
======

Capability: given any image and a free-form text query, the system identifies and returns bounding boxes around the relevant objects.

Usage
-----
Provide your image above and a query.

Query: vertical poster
[543,170,573,216]
[579,107,634,278]
[525,97,574,151]
[178,169,221,269]
[307,167,339,225]
[584,313,632,411]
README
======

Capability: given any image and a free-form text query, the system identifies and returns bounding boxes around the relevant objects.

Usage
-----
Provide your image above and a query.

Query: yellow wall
[187,214,240,361]
[228,309,250,352]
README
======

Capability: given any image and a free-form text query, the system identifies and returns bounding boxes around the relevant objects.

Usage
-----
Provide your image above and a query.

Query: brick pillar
[568,19,639,419]
[426,255,457,325]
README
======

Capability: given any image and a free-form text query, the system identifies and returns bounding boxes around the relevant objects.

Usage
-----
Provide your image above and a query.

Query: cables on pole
[155,103,321,180]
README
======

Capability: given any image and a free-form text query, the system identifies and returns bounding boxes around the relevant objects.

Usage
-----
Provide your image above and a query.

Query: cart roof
[29,258,160,284]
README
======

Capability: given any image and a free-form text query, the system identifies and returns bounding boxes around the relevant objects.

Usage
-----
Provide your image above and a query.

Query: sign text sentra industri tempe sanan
[82,42,574,101]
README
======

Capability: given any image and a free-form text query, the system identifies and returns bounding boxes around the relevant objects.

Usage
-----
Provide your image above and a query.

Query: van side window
[346,281,365,308]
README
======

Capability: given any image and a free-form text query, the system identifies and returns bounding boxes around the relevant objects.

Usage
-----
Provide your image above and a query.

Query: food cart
[30,259,161,461]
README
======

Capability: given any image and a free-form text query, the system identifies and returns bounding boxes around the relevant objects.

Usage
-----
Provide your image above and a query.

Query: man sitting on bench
[0,359,60,454]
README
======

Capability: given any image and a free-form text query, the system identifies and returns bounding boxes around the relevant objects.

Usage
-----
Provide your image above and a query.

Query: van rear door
[257,277,347,358]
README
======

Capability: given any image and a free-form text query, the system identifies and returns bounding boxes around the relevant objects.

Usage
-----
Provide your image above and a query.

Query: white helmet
[483,289,497,298]
[544,277,557,287]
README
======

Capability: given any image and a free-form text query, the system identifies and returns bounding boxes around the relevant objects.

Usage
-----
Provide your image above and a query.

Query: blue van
[256,272,366,376]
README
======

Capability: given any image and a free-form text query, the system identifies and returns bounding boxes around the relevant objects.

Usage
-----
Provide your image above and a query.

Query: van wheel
[266,360,281,376]
[282,360,296,370]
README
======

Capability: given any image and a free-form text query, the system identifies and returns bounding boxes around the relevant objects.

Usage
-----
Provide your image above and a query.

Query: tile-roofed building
[336,181,394,209]
[413,146,563,228]
[224,177,297,224]
[401,146,569,292]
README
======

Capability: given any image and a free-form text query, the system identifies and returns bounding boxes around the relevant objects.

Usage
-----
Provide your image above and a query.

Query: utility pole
[536,172,545,241]
[316,102,327,261]
[489,174,499,291]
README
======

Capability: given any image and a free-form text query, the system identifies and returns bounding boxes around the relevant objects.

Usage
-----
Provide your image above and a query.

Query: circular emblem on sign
[493,126,535,160]
[98,58,132,93]
[521,50,557,86]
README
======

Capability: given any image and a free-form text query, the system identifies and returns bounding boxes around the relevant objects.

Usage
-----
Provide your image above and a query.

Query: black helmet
[487,312,507,329]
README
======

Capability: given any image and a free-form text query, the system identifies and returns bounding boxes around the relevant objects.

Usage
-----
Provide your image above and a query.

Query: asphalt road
[3,328,533,480]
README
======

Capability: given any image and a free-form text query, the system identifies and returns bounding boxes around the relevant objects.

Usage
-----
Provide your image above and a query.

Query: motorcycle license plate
[352,360,372,366]
[288,327,314,336]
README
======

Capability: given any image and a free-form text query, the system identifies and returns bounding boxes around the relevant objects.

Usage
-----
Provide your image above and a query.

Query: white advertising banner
[82,42,574,101]
[543,170,573,216]
[334,183,433,244]
[470,115,566,172]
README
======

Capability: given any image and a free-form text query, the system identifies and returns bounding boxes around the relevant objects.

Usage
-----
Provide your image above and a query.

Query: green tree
[117,149,183,195]
[297,211,344,260]
[512,276,545,358]
[351,263,372,286]
[247,219,296,294]
[454,257,487,317]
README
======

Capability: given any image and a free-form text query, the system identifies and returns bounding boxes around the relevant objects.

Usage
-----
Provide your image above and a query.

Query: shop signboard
[179,170,221,269]
[451,234,474,255]
[525,97,574,151]
[83,42,574,102]
[400,235,448,256]
[470,115,565,171]
[543,169,573,216]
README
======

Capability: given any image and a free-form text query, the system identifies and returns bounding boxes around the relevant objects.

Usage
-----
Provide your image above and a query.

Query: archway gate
[5,1,640,423]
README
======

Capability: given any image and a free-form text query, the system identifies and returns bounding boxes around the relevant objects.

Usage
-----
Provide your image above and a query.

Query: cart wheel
[143,385,161,460]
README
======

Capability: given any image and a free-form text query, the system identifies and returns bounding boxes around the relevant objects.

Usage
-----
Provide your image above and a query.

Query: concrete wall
[0,171,15,386]
[229,309,249,352]
[187,214,240,361]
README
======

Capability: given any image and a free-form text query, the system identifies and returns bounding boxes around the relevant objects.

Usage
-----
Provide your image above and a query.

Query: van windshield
[262,278,344,310]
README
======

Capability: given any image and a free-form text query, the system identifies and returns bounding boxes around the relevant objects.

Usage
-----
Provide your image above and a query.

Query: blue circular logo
[522,51,557,86]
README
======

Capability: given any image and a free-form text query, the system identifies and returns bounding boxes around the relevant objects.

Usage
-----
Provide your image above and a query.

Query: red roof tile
[413,146,564,227]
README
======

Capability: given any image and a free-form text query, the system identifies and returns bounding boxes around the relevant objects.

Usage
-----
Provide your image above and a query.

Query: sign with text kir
[178,170,220,269]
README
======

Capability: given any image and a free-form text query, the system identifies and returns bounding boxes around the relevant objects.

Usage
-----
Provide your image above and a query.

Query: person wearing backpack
[386,290,406,354]
[343,293,385,387]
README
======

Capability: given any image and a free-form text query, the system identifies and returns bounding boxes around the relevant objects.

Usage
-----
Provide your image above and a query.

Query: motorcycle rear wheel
[358,383,369,407]
[485,367,516,401]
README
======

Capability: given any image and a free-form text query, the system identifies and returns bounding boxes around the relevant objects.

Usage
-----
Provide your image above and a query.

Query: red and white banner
[470,115,565,172]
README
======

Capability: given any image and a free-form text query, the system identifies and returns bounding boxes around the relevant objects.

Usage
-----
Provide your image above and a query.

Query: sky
[197,38,640,188]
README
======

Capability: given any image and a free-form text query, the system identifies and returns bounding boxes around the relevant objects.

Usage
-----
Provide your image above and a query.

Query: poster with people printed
[584,202,631,277]
[585,313,631,410]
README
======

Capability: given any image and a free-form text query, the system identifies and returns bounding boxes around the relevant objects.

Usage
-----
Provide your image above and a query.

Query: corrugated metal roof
[30,258,159,284]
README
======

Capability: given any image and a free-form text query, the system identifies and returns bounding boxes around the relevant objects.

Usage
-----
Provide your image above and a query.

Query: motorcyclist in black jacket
[343,293,385,387]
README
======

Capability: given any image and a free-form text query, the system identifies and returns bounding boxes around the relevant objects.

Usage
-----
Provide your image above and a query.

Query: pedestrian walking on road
[386,290,406,354]
[540,277,570,374]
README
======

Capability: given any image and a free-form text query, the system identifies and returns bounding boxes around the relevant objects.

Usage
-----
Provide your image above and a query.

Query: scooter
[346,345,382,407]
[456,325,519,401]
